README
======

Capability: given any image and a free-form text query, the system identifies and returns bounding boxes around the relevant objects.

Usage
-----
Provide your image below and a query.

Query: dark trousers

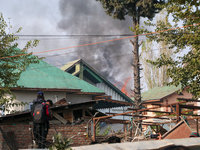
[34,123,47,148]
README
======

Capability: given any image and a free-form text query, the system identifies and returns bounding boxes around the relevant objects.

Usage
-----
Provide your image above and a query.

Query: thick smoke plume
[57,0,139,95]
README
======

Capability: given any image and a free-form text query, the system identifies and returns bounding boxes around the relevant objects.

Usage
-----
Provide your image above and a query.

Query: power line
[23,47,170,71]
[1,22,200,60]
[14,34,136,37]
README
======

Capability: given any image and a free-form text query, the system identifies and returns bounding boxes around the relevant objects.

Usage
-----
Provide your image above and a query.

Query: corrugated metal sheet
[60,59,133,103]
[132,85,182,101]
[73,138,200,150]
[96,83,126,102]
[17,60,104,93]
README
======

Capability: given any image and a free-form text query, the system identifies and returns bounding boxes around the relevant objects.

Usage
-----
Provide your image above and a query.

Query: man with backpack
[31,91,53,148]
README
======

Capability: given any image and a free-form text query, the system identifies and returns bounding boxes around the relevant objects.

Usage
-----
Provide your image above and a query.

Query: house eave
[10,87,81,93]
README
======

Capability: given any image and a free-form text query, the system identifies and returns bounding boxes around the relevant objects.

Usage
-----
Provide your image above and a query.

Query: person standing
[44,100,53,146]
[33,99,52,148]
[31,91,46,146]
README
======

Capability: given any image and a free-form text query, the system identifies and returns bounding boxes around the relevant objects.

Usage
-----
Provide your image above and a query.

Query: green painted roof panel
[17,60,104,93]
[131,85,181,101]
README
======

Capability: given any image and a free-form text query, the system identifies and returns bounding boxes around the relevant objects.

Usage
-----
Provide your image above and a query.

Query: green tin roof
[131,85,182,101]
[61,59,133,103]
[17,60,105,93]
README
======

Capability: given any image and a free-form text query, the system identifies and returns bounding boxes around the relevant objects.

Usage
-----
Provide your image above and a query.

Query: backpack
[31,98,45,116]
[33,103,47,123]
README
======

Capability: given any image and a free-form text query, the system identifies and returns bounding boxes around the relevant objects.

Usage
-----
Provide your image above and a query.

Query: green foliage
[95,0,165,21]
[0,12,40,113]
[145,0,200,98]
[141,10,174,90]
[96,122,111,136]
[49,133,72,150]
[95,0,165,109]
[155,112,164,116]
[102,125,111,135]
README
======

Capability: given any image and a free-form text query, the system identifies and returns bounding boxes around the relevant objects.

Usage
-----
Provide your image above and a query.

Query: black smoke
[57,0,140,95]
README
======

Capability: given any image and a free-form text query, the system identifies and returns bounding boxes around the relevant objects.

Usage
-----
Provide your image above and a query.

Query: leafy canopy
[96,0,165,20]
[145,0,200,98]
[0,13,40,113]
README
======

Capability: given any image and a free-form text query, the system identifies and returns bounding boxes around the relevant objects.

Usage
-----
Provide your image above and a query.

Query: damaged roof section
[54,98,133,109]
[0,100,106,125]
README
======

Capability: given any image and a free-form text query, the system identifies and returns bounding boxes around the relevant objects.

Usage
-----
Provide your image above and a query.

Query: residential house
[6,59,106,114]
[60,59,133,120]
[134,85,195,116]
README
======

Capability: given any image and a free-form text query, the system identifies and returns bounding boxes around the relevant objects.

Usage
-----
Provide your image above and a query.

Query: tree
[95,0,165,109]
[146,0,200,98]
[141,10,174,90]
[0,13,40,114]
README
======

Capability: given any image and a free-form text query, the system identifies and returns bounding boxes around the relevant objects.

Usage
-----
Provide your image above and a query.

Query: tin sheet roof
[17,60,104,93]
[73,138,200,150]
[132,85,181,101]
[61,59,133,103]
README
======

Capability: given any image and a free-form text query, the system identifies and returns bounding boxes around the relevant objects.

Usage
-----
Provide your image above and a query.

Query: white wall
[11,91,66,111]
[65,94,93,104]
[10,91,93,111]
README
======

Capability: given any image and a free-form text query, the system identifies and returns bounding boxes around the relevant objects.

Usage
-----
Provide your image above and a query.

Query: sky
[0,0,169,95]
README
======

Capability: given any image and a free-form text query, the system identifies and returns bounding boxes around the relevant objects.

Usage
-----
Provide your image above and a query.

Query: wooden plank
[143,110,171,114]
[100,118,127,124]
[94,101,187,121]
[176,104,181,123]
[197,119,199,134]
[86,109,93,117]
[69,104,95,111]
[52,111,68,125]
[177,98,200,102]
[124,124,127,142]
[180,105,200,110]
[128,109,194,122]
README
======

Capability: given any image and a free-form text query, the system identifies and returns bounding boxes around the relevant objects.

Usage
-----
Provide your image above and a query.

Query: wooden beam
[128,109,194,122]
[143,110,171,114]
[106,112,132,116]
[170,105,176,113]
[93,101,188,121]
[180,105,200,110]
[10,87,81,92]
[177,98,200,102]
[100,118,127,124]
[52,111,68,125]
[124,124,127,142]
[86,109,93,117]
[176,104,181,123]
[141,99,162,104]
[197,119,199,134]
[68,104,94,111]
